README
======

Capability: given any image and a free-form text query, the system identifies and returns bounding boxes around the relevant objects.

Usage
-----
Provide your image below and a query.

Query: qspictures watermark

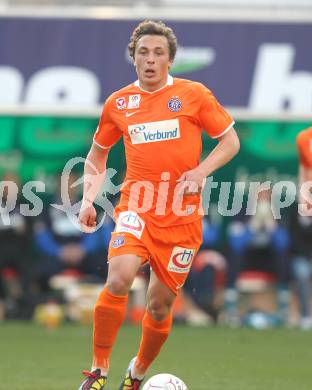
[1,157,312,231]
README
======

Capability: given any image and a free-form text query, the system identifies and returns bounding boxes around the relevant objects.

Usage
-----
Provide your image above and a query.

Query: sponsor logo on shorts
[128,119,180,145]
[168,97,182,112]
[116,97,126,110]
[111,235,125,248]
[128,94,141,109]
[168,246,195,273]
[116,211,145,239]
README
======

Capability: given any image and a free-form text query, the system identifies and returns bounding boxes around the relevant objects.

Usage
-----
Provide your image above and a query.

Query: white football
[142,373,188,390]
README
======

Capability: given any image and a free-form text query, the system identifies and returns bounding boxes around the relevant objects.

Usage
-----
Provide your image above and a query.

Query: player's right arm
[79,96,122,232]
[79,142,110,232]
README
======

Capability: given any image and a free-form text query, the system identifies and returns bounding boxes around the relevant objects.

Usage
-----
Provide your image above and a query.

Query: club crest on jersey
[116,211,145,239]
[168,246,196,273]
[128,94,141,109]
[168,97,182,112]
[116,97,126,110]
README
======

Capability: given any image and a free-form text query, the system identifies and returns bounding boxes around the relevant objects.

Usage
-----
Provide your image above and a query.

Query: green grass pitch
[0,322,312,389]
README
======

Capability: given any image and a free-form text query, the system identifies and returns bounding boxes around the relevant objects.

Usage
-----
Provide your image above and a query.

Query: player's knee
[106,275,131,295]
[148,298,171,321]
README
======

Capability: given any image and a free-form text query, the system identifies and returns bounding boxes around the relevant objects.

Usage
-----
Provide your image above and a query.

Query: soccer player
[291,128,312,329]
[78,20,240,390]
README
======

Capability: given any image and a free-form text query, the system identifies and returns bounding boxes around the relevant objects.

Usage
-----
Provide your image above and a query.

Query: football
[142,373,188,390]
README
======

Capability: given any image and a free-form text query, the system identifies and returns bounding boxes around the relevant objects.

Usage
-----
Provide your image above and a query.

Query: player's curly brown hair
[128,20,178,61]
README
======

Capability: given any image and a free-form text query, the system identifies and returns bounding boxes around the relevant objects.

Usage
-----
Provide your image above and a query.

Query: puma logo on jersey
[128,119,180,144]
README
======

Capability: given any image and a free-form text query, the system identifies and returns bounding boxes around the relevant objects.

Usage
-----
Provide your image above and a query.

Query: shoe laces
[82,369,101,379]
[123,374,142,389]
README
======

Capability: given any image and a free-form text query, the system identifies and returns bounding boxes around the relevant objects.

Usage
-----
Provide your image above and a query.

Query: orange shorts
[108,211,202,294]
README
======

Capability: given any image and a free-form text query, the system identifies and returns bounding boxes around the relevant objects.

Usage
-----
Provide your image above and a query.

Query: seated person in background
[0,172,32,318]
[184,206,226,322]
[289,204,312,330]
[225,189,290,324]
[32,173,112,293]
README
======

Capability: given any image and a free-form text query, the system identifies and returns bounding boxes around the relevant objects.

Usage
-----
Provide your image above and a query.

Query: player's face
[134,34,173,92]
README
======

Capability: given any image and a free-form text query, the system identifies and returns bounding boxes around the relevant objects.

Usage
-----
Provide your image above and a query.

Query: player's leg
[119,220,202,389]
[134,270,175,376]
[79,254,141,390]
[119,271,175,390]
[93,254,142,373]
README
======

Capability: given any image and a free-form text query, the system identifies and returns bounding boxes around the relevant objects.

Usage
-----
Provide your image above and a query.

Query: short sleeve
[297,130,312,168]
[93,98,122,149]
[197,84,234,138]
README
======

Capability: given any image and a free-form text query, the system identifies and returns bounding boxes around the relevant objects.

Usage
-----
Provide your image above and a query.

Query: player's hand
[176,168,206,196]
[78,201,97,233]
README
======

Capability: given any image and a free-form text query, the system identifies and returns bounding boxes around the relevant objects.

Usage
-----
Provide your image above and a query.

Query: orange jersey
[297,127,312,168]
[94,76,234,227]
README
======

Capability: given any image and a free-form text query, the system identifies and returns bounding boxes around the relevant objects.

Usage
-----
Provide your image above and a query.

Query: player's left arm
[198,126,239,176]
[178,127,239,194]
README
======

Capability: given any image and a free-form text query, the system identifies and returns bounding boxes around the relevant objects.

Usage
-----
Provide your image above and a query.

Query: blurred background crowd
[0,0,312,330]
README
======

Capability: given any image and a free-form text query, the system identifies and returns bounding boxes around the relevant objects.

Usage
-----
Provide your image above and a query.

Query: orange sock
[93,287,128,372]
[135,310,173,375]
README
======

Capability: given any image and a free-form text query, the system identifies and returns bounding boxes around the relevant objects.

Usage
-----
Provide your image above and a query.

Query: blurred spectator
[0,173,33,319]
[184,206,226,322]
[289,203,312,330]
[225,189,291,324]
[32,173,112,293]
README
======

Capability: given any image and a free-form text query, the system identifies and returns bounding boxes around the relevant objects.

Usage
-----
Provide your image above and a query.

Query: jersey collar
[134,75,173,93]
